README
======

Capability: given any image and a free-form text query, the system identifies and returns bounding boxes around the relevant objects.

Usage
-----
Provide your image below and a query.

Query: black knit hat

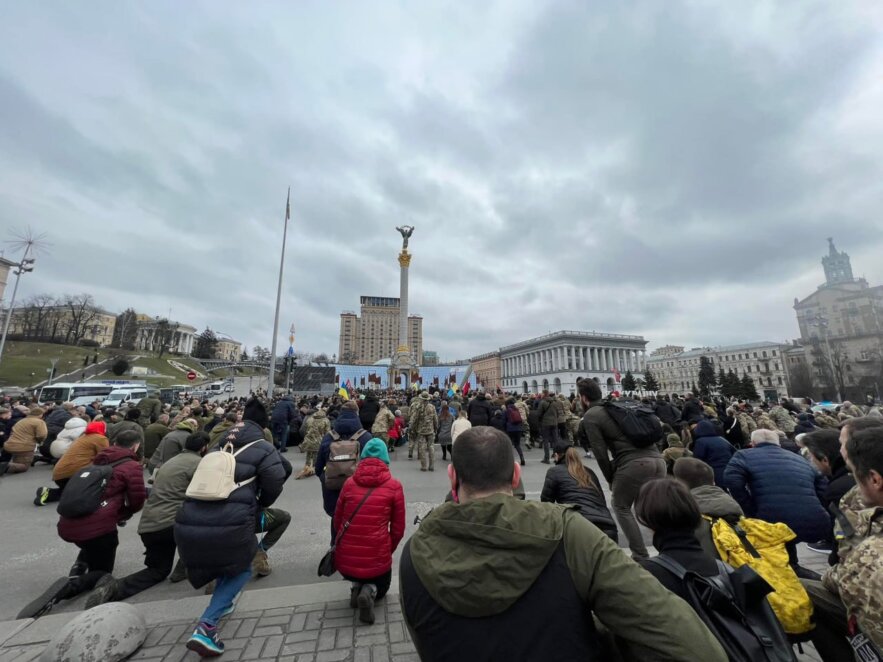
[243,398,269,429]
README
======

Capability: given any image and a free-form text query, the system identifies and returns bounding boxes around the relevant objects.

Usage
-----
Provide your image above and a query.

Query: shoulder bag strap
[647,553,689,579]
[333,488,376,546]
[231,440,262,457]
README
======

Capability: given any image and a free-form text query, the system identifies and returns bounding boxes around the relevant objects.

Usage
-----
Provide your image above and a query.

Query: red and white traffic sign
[186,370,197,382]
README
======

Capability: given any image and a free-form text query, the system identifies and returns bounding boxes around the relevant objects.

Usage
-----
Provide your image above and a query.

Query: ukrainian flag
[339,382,349,400]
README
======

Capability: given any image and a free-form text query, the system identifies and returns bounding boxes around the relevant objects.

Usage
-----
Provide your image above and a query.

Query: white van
[38,383,116,406]
[102,387,148,408]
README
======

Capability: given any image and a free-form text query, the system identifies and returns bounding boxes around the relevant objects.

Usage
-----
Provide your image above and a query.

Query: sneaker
[541,459,551,464]
[252,550,271,577]
[807,540,834,554]
[357,584,377,625]
[17,577,70,619]
[84,575,118,609]
[34,487,49,507]
[185,623,224,658]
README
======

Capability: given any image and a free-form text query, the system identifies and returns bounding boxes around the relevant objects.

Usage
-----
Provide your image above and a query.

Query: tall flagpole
[268,187,290,394]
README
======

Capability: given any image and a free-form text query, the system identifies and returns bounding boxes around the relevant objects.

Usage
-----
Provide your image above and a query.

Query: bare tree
[154,319,179,358]
[61,294,99,344]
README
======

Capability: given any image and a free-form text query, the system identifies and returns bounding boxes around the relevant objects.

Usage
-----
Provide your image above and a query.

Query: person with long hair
[540,442,617,541]
[503,397,526,466]
[437,401,454,461]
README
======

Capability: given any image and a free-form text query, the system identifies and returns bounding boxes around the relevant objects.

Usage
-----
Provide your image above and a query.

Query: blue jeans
[199,569,251,626]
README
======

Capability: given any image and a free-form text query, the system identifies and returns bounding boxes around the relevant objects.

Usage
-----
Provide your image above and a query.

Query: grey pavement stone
[264,608,296,618]
[357,633,389,647]
[305,611,323,630]
[372,644,391,662]
[316,628,336,651]
[285,631,318,645]
[282,640,318,656]
[323,616,354,628]
[260,615,293,627]
[391,654,420,662]
[354,648,371,662]
[324,609,353,619]
[289,612,308,631]
[388,621,406,643]
[235,617,259,639]
[254,625,285,637]
[296,603,326,613]
[129,644,173,660]
[335,626,354,649]
[315,651,350,662]
[390,643,415,656]
[263,634,285,658]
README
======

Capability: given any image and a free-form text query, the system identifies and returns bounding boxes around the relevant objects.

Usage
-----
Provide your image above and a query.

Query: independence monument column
[393,225,417,389]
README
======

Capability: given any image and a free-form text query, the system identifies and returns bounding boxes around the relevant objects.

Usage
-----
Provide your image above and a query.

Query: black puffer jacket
[174,420,286,588]
[540,463,617,540]
[467,394,493,426]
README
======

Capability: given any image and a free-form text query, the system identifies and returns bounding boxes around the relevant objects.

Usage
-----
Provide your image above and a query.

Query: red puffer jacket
[58,445,146,543]
[333,458,405,579]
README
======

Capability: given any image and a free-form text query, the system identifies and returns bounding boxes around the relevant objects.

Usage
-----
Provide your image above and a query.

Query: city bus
[37,382,116,406]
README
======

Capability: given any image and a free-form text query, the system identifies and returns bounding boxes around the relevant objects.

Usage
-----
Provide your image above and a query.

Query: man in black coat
[174,419,286,657]
[466,393,493,427]
[270,396,299,453]
[680,393,703,424]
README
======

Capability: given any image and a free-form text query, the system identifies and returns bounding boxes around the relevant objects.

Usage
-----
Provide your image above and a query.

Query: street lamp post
[0,248,36,371]
[809,314,842,402]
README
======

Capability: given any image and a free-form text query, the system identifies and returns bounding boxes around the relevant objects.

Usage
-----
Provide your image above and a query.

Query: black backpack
[604,401,662,448]
[649,554,796,662]
[57,458,134,519]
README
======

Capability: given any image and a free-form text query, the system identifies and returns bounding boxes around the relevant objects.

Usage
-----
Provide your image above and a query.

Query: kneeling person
[85,431,212,608]
[400,426,726,662]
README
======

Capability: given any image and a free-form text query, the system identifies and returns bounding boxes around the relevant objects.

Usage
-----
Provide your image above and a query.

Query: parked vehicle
[102,387,148,408]
[38,382,116,406]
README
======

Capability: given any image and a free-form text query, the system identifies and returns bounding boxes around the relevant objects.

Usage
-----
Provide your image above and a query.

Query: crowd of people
[0,381,880,660]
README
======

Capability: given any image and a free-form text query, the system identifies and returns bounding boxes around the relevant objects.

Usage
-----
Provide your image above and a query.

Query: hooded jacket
[540,463,617,540]
[690,420,736,488]
[723,442,829,543]
[4,413,47,454]
[57,445,145,543]
[50,417,87,459]
[359,395,381,430]
[400,494,726,662]
[332,458,405,579]
[689,484,745,559]
[315,409,371,516]
[174,420,286,587]
[52,424,109,481]
[271,396,299,425]
[147,424,195,473]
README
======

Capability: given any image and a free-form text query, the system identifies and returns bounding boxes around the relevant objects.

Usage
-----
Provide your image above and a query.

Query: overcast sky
[2,1,882,361]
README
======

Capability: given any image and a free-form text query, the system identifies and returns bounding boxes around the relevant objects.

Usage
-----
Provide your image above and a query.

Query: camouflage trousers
[416,435,435,471]
[408,433,417,456]
[373,431,391,450]
[305,450,317,468]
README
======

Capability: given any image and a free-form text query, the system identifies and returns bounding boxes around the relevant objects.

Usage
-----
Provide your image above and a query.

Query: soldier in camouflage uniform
[814,409,840,429]
[297,409,330,479]
[801,426,883,658]
[514,397,530,449]
[408,391,439,471]
[372,400,397,451]
[841,401,863,418]
[737,409,757,445]
[768,404,796,435]
[755,412,778,432]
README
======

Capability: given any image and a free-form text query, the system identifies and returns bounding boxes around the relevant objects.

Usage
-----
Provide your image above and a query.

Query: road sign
[187,370,197,382]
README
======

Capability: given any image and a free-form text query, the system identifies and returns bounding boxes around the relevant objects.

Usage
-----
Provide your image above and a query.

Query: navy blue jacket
[271,397,298,425]
[723,442,829,543]
[691,420,736,488]
[504,404,524,434]
[315,409,371,516]
[174,420,286,588]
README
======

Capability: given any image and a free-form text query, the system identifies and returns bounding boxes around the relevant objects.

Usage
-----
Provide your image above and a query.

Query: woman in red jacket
[333,438,405,625]
[18,430,147,619]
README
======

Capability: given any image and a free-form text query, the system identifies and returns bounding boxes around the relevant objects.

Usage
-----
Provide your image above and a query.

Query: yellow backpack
[708,516,814,635]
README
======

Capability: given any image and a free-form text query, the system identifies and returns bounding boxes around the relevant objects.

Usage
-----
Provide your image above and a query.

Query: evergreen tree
[621,370,636,392]
[193,327,219,359]
[717,368,727,393]
[111,358,129,376]
[740,373,760,401]
[698,356,716,398]
[722,369,738,398]
[691,381,700,397]
[642,368,660,392]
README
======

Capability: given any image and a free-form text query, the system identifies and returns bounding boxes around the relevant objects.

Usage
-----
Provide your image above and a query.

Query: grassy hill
[0,341,214,388]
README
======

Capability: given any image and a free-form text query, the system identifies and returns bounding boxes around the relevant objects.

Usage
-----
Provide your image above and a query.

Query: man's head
[114,429,141,455]
[157,413,170,425]
[750,429,780,447]
[800,429,842,476]
[185,431,211,455]
[845,428,883,507]
[838,417,883,464]
[448,427,520,503]
[577,379,602,408]
[125,408,141,422]
[672,457,715,488]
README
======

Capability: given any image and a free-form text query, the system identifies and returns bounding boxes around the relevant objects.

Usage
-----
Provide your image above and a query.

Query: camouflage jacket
[303,411,331,449]
[769,406,796,433]
[409,400,439,437]
[823,486,883,649]
[755,414,778,432]
[737,413,757,441]
[514,401,530,428]
[815,413,840,429]
[372,407,396,435]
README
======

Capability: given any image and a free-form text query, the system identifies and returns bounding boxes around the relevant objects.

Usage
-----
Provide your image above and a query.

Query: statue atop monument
[395,225,415,250]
